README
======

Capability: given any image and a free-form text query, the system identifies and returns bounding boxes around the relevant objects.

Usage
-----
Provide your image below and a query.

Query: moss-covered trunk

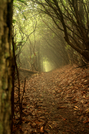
[0,0,13,134]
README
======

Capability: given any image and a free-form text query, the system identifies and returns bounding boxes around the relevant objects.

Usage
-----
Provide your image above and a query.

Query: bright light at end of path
[43,61,55,72]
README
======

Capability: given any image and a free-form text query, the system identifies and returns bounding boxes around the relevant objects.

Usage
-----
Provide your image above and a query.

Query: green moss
[5,52,9,58]
[2,92,7,100]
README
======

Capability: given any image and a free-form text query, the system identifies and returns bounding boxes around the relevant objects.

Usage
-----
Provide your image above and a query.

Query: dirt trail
[14,65,89,134]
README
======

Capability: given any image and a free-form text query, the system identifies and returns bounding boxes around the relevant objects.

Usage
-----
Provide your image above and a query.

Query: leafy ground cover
[13,65,89,134]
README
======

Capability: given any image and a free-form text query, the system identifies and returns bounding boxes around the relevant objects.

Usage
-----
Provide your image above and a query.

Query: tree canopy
[31,0,89,61]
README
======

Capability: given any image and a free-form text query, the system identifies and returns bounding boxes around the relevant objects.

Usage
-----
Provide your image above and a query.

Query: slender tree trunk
[0,0,13,134]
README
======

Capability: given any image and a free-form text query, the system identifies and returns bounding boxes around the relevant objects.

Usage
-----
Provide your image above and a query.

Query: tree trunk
[0,0,13,134]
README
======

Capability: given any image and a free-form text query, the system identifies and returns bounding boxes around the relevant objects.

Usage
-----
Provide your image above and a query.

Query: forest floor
[13,65,89,134]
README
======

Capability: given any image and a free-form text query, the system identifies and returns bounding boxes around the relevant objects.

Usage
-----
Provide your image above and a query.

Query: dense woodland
[0,0,89,134]
[13,0,89,71]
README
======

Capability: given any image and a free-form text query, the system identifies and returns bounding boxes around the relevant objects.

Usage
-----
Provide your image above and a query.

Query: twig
[20,78,26,124]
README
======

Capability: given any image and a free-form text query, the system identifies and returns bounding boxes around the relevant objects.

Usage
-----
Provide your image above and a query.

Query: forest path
[14,65,89,134]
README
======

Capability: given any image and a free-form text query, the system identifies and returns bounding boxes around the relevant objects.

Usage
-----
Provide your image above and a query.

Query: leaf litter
[13,65,89,134]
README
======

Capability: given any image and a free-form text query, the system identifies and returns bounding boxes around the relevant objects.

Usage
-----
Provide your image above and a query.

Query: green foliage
[12,19,16,24]
[14,0,27,5]
[65,45,71,50]
[13,0,70,69]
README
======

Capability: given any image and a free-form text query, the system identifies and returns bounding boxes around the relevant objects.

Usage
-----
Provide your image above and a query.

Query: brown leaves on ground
[13,65,89,134]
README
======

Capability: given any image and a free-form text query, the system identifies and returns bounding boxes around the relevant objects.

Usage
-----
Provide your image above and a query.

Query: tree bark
[0,0,13,134]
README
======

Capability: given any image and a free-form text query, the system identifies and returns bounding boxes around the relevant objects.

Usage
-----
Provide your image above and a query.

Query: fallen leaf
[74,106,78,110]
[85,108,89,113]
[83,119,89,124]
[49,124,52,128]
[40,126,44,132]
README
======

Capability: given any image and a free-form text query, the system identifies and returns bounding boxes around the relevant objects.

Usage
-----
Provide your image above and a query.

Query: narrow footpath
[14,65,89,134]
